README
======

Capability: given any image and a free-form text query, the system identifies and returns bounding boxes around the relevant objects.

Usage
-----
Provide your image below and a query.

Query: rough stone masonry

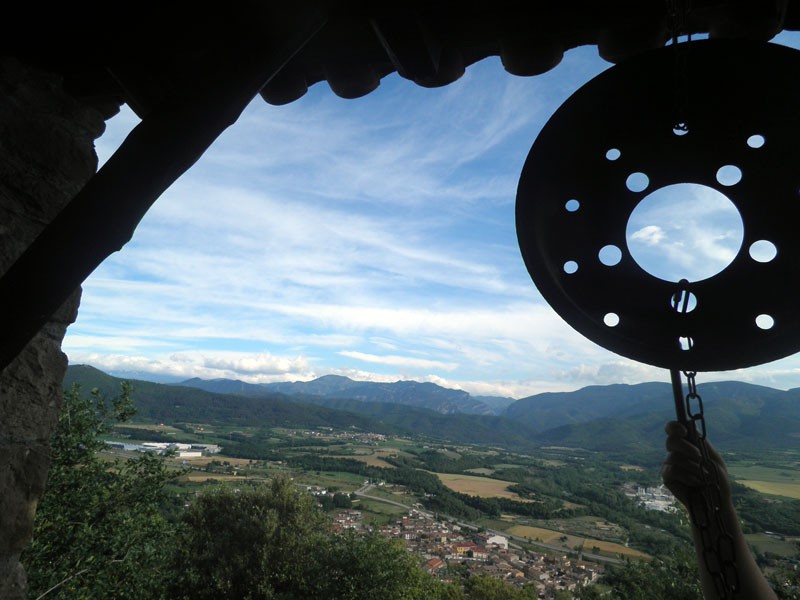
[0,56,109,599]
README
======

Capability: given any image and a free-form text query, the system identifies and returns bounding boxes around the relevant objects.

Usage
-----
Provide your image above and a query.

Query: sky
[62,31,800,399]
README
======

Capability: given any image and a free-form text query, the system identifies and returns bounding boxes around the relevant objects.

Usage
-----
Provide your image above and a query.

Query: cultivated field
[736,480,800,500]
[507,524,565,543]
[435,473,528,501]
[586,539,649,559]
[507,525,649,559]
[728,463,800,499]
[172,455,254,467]
[324,447,405,468]
[744,532,800,557]
[465,468,495,475]
[295,470,366,491]
[620,465,646,472]
[182,474,248,482]
[120,423,182,433]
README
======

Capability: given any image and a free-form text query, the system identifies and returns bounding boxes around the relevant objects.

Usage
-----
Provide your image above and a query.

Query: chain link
[663,9,743,594]
[680,371,741,598]
[666,0,692,42]
[670,279,740,598]
[666,0,692,132]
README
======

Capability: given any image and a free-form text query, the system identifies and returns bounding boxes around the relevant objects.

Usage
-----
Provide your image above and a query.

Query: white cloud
[338,351,458,372]
[67,38,800,398]
[200,353,310,375]
[626,183,745,282]
[629,225,665,246]
[556,361,667,386]
[70,351,317,384]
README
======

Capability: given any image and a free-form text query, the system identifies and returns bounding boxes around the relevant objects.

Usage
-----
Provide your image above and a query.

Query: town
[330,505,602,599]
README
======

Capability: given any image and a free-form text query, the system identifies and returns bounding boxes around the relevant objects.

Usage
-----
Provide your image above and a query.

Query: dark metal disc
[516,39,800,371]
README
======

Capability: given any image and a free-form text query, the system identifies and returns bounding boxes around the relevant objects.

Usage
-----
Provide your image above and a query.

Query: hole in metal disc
[716,165,742,186]
[679,336,694,351]
[563,260,578,274]
[606,148,621,161]
[673,124,689,136]
[749,240,777,263]
[670,289,697,313]
[598,245,622,266]
[604,313,620,327]
[747,134,765,149]
[756,314,775,330]
[565,199,580,212]
[626,183,744,283]
[626,172,649,193]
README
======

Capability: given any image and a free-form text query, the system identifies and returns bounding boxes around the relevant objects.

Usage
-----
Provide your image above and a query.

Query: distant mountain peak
[314,374,354,382]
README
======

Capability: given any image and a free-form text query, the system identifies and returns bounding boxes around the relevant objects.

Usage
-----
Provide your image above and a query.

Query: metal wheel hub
[516,39,800,371]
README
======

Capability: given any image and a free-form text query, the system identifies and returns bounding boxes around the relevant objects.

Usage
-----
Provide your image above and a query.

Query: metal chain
[670,280,740,598]
[666,0,692,132]
[666,0,692,45]
[681,370,740,598]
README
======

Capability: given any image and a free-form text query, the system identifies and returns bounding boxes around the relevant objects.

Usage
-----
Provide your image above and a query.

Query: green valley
[43,365,800,599]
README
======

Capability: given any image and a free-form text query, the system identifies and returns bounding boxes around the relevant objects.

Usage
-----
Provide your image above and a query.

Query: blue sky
[62,32,800,398]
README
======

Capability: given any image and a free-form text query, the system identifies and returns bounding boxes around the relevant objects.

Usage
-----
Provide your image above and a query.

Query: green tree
[169,477,327,600]
[169,476,443,599]
[308,531,443,599]
[333,491,353,508]
[441,583,466,599]
[22,383,176,599]
[464,574,537,599]
[768,556,800,600]
[575,583,606,599]
[597,548,703,600]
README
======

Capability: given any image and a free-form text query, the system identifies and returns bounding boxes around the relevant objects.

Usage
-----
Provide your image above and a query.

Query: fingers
[662,420,707,504]
[664,420,687,437]
[664,420,728,473]
[664,420,702,460]
[662,421,733,507]
[665,433,702,461]
[661,456,705,488]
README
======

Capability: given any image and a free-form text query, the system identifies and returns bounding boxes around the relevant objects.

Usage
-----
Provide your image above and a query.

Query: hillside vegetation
[66,365,800,457]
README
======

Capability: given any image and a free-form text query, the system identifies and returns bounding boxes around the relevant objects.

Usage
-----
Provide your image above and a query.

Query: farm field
[354,497,408,514]
[507,524,649,559]
[119,423,182,433]
[183,473,247,482]
[585,539,649,559]
[361,484,415,504]
[736,480,800,500]
[728,463,800,499]
[620,464,646,472]
[507,524,565,544]
[172,455,253,468]
[324,447,402,468]
[294,470,367,491]
[744,532,800,557]
[435,472,528,501]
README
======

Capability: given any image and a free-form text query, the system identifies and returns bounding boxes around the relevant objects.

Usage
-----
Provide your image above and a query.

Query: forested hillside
[65,365,800,456]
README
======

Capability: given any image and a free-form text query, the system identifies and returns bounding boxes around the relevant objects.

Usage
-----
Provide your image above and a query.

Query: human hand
[660,420,731,508]
[660,422,778,599]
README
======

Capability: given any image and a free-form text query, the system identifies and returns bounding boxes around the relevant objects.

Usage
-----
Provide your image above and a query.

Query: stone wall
[0,57,109,598]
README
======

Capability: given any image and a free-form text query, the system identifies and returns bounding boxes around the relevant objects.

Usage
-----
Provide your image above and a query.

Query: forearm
[687,497,776,600]
[662,421,778,599]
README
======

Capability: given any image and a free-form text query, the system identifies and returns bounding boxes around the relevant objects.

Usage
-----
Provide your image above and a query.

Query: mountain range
[64,365,800,459]
[179,374,510,415]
